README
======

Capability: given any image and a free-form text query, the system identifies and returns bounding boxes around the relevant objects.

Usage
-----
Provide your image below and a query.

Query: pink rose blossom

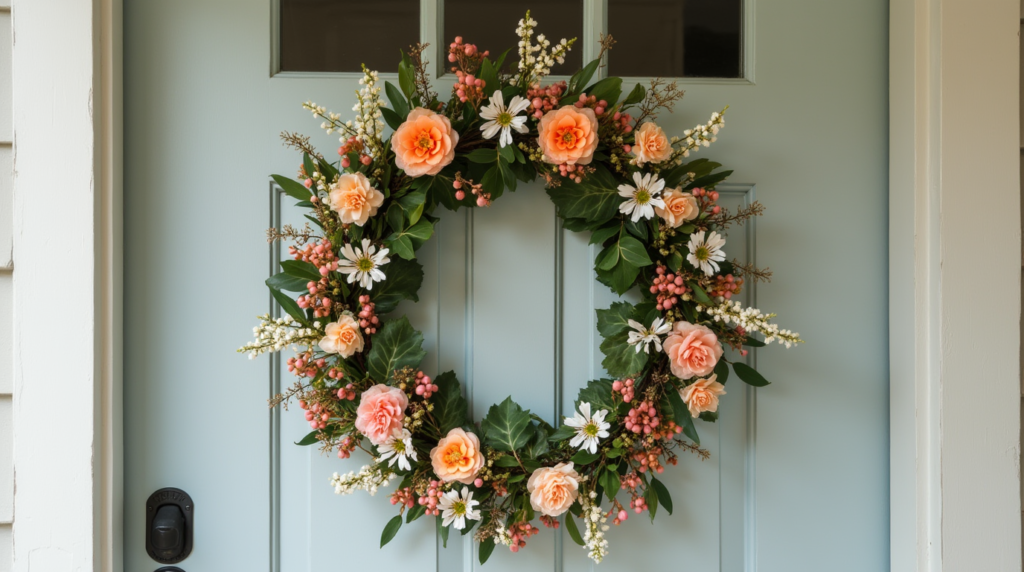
[662,321,724,379]
[680,374,726,418]
[354,384,409,446]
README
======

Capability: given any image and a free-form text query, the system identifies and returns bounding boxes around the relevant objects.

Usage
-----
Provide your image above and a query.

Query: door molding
[10,0,1021,571]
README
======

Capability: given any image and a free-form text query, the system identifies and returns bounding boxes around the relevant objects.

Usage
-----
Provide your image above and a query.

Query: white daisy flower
[626,317,672,354]
[377,428,417,471]
[479,90,531,147]
[337,238,390,290]
[687,230,727,275]
[564,402,611,454]
[617,172,667,223]
[438,487,481,530]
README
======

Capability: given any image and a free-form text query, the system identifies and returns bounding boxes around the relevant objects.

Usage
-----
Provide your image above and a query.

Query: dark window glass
[444,0,583,76]
[608,0,742,78]
[279,0,419,73]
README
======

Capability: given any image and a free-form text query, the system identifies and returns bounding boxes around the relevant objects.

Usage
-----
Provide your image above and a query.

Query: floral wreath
[241,12,801,565]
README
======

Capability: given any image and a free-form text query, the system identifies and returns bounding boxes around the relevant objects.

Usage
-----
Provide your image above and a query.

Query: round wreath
[241,12,801,564]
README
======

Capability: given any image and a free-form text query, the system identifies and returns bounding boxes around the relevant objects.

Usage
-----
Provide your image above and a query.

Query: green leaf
[714,359,730,384]
[386,203,405,233]
[388,218,434,249]
[295,430,319,446]
[686,170,734,191]
[599,257,642,296]
[266,272,309,292]
[564,513,585,546]
[699,411,719,422]
[545,165,622,225]
[365,316,427,383]
[618,235,653,267]
[596,302,634,337]
[480,397,533,452]
[571,449,601,465]
[430,174,466,211]
[589,224,619,246]
[733,362,771,387]
[479,59,498,98]
[467,148,498,164]
[688,282,713,305]
[381,106,404,130]
[269,286,306,323]
[666,251,684,273]
[380,514,403,547]
[645,483,659,520]
[384,81,409,118]
[624,217,648,240]
[548,423,577,442]
[570,58,601,94]
[406,504,427,523]
[622,82,646,106]
[371,256,424,314]
[667,385,699,445]
[595,243,619,271]
[743,336,767,347]
[479,538,496,564]
[526,424,550,458]
[650,477,673,515]
[387,235,416,260]
[432,371,468,434]
[480,165,504,199]
[280,259,322,282]
[601,468,621,500]
[494,455,520,468]
[438,516,450,548]
[398,54,415,98]
[576,379,617,418]
[271,174,313,202]
[585,77,623,106]
[600,330,648,378]
[498,157,517,192]
[498,143,515,164]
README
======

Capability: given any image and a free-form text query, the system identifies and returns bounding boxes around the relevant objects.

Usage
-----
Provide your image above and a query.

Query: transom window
[276,0,745,79]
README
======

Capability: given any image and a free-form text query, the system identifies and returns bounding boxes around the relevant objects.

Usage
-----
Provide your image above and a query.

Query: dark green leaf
[498,143,515,164]
[624,217,648,240]
[479,538,496,564]
[480,397,533,452]
[733,362,771,387]
[398,55,415,98]
[699,411,719,422]
[365,316,427,383]
[576,379,617,418]
[480,166,504,199]
[280,259,322,282]
[714,359,730,384]
[371,256,424,314]
[599,257,642,296]
[600,330,648,378]
[269,286,306,323]
[618,235,653,267]
[570,58,601,94]
[571,450,601,465]
[527,424,550,458]
[686,170,734,191]
[381,106,404,130]
[545,166,621,225]
[387,235,416,260]
[498,157,517,192]
[589,224,620,246]
[622,82,646,106]
[384,81,409,118]
[386,203,405,233]
[438,516,450,547]
[406,504,427,523]
[548,424,577,442]
[595,243,619,271]
[601,468,621,500]
[266,272,309,292]
[479,59,498,98]
[743,336,767,347]
[494,455,520,468]
[564,513,585,546]
[380,515,403,547]
[666,251,684,273]
[688,282,713,305]
[645,483,659,520]
[467,148,498,164]
[596,301,634,337]
[585,77,623,106]
[650,477,673,514]
[271,174,313,202]
[295,430,319,446]
[667,385,699,445]
[432,371,468,433]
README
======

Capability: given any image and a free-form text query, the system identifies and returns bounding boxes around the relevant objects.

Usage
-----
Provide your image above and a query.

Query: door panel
[125,1,888,571]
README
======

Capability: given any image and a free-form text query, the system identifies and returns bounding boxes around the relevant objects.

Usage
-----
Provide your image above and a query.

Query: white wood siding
[0,2,12,571]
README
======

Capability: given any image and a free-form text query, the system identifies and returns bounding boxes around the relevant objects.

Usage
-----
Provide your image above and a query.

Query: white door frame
[9,0,1020,570]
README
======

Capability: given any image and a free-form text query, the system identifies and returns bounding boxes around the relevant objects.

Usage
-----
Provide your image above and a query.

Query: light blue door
[124,1,888,571]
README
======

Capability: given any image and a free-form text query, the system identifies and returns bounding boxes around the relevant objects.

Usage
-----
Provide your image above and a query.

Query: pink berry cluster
[291,239,338,318]
[692,187,722,215]
[623,400,661,435]
[572,93,610,117]
[651,264,688,311]
[505,521,539,553]
[453,173,491,207]
[287,351,323,378]
[612,378,636,403]
[539,515,560,529]
[413,371,439,398]
[338,136,371,168]
[336,435,356,459]
[709,274,744,300]
[555,162,594,183]
[335,382,357,401]
[390,487,416,509]
[356,294,379,334]
[633,444,676,475]
[525,81,567,119]
[300,399,331,430]
[448,37,490,105]
[417,480,443,516]
[453,70,486,105]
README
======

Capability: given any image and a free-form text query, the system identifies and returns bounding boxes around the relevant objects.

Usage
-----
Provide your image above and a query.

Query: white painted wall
[0,1,13,571]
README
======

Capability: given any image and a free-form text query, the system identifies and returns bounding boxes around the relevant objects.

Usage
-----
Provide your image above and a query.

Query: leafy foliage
[480,397,534,452]
[366,316,427,383]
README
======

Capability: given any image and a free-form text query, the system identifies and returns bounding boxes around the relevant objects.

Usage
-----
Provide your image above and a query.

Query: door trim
[10,0,1022,570]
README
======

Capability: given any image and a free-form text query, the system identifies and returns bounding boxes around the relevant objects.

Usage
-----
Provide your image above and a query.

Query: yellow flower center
[634,188,651,205]
[584,422,599,437]
[356,257,375,272]
[444,449,464,465]
[451,500,466,516]
[695,246,710,261]
[497,111,513,127]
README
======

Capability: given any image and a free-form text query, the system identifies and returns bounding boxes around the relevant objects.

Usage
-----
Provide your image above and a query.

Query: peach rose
[328,172,384,226]
[632,121,673,165]
[430,428,485,484]
[655,188,699,228]
[537,106,599,165]
[527,462,580,517]
[318,315,364,358]
[662,321,724,379]
[392,108,459,177]
[354,384,409,446]
[680,374,726,418]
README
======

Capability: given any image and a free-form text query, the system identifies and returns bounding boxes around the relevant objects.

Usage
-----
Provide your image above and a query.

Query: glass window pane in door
[279,0,419,73]
[444,0,583,76]
[608,0,742,78]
